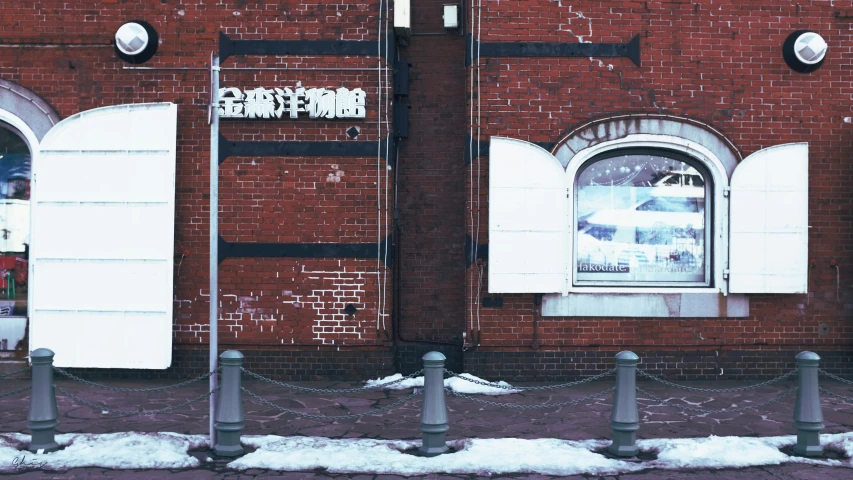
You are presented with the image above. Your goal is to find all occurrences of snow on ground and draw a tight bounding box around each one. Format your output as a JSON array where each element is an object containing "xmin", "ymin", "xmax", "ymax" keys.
[
  {"xmin": 0, "ymin": 432, "xmax": 209, "ymax": 471},
  {"xmin": 1, "ymin": 432, "xmax": 851, "ymax": 474},
  {"xmin": 364, "ymin": 372, "xmax": 519, "ymax": 395}
]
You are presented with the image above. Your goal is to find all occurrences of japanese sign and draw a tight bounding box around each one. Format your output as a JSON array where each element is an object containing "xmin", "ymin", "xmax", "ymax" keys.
[{"xmin": 217, "ymin": 86, "xmax": 366, "ymax": 119}]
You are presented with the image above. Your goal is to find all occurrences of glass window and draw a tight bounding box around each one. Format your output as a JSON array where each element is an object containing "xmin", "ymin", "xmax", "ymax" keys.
[
  {"xmin": 0, "ymin": 122, "xmax": 30, "ymax": 327},
  {"xmin": 575, "ymin": 149, "xmax": 710, "ymax": 286}
]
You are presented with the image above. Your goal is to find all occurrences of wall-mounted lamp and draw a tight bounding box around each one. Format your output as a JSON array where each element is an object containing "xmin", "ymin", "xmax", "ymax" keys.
[
  {"xmin": 115, "ymin": 20, "xmax": 159, "ymax": 64},
  {"xmin": 783, "ymin": 30, "xmax": 827, "ymax": 73}
]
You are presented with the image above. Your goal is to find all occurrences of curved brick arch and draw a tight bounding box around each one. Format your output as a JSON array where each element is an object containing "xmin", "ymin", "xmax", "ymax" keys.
[
  {"xmin": 0, "ymin": 79, "xmax": 59, "ymax": 143},
  {"xmin": 552, "ymin": 115, "xmax": 741, "ymax": 178}
]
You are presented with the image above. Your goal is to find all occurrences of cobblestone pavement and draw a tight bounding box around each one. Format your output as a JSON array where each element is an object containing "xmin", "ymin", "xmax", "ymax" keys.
[{"xmin": 1, "ymin": 367, "xmax": 852, "ymax": 479}]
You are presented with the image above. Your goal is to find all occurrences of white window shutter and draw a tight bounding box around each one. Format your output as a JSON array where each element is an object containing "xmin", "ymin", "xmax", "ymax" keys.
[
  {"xmin": 489, "ymin": 137, "xmax": 567, "ymax": 293},
  {"xmin": 729, "ymin": 143, "xmax": 808, "ymax": 293},
  {"xmin": 31, "ymin": 103, "xmax": 178, "ymax": 368}
]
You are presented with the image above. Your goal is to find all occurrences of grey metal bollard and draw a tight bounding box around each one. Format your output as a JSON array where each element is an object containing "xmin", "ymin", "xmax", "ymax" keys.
[
  {"xmin": 609, "ymin": 351, "xmax": 639, "ymax": 457},
  {"xmin": 27, "ymin": 348, "xmax": 59, "ymax": 453},
  {"xmin": 793, "ymin": 351, "xmax": 823, "ymax": 457},
  {"xmin": 214, "ymin": 350, "xmax": 244, "ymax": 457},
  {"xmin": 419, "ymin": 351, "xmax": 449, "ymax": 457}
]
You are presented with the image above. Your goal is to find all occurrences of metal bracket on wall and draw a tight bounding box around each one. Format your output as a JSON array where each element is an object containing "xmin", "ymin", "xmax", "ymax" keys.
[
  {"xmin": 465, "ymin": 234, "xmax": 488, "ymax": 267},
  {"xmin": 218, "ymin": 234, "xmax": 394, "ymax": 266},
  {"xmin": 464, "ymin": 134, "xmax": 554, "ymax": 165},
  {"xmin": 465, "ymin": 34, "xmax": 641, "ymax": 67},
  {"xmin": 218, "ymin": 134, "xmax": 394, "ymax": 166},
  {"xmin": 219, "ymin": 32, "xmax": 395, "ymax": 63}
]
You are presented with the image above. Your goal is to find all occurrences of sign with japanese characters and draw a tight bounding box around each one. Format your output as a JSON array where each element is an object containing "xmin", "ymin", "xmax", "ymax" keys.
[{"xmin": 217, "ymin": 86, "xmax": 366, "ymax": 120}]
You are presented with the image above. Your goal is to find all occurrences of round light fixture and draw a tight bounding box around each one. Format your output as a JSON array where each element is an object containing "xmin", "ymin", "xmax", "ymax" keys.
[
  {"xmin": 115, "ymin": 23, "xmax": 149, "ymax": 55},
  {"xmin": 114, "ymin": 21, "xmax": 158, "ymax": 64},
  {"xmin": 783, "ymin": 30, "xmax": 827, "ymax": 73}
]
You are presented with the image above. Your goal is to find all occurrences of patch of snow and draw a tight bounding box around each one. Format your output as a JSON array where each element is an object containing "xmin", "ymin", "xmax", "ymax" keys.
[
  {"xmin": 0, "ymin": 432, "xmax": 208, "ymax": 472},
  {"xmin": 364, "ymin": 373, "xmax": 519, "ymax": 395},
  {"xmin": 1, "ymin": 432, "xmax": 852, "ymax": 474}
]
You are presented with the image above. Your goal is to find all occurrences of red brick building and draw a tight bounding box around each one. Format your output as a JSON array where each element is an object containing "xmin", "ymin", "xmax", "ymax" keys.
[{"xmin": 0, "ymin": 1, "xmax": 850, "ymax": 380}]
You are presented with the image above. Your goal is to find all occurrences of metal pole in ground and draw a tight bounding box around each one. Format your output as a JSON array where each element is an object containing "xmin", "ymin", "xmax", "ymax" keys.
[
  {"xmin": 419, "ymin": 351, "xmax": 449, "ymax": 456},
  {"xmin": 794, "ymin": 351, "xmax": 823, "ymax": 456},
  {"xmin": 609, "ymin": 351, "xmax": 639, "ymax": 457},
  {"xmin": 214, "ymin": 350, "xmax": 244, "ymax": 457},
  {"xmin": 209, "ymin": 52, "xmax": 221, "ymax": 449},
  {"xmin": 27, "ymin": 348, "xmax": 59, "ymax": 453}
]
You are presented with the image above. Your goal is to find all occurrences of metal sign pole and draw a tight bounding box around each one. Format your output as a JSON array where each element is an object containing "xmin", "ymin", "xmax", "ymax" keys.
[{"xmin": 209, "ymin": 52, "xmax": 220, "ymax": 449}]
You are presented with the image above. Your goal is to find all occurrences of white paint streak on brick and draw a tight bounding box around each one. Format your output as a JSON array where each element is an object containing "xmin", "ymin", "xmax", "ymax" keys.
[{"xmin": 298, "ymin": 265, "xmax": 387, "ymax": 344}]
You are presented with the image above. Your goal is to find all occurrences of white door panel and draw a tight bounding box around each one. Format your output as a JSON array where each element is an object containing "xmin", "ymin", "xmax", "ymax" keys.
[
  {"xmin": 729, "ymin": 143, "xmax": 808, "ymax": 294},
  {"xmin": 489, "ymin": 137, "xmax": 567, "ymax": 293},
  {"xmin": 31, "ymin": 103, "xmax": 177, "ymax": 368}
]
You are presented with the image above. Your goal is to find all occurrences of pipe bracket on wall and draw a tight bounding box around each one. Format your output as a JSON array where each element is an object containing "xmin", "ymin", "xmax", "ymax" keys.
[{"xmin": 465, "ymin": 234, "xmax": 488, "ymax": 267}]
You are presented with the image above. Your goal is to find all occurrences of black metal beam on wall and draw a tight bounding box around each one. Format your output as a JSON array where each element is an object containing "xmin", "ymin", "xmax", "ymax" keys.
[
  {"xmin": 219, "ymin": 32, "xmax": 395, "ymax": 63},
  {"xmin": 464, "ymin": 134, "xmax": 555, "ymax": 165},
  {"xmin": 218, "ymin": 134, "xmax": 394, "ymax": 166},
  {"xmin": 465, "ymin": 34, "xmax": 641, "ymax": 67},
  {"xmin": 218, "ymin": 235, "xmax": 394, "ymax": 266}
]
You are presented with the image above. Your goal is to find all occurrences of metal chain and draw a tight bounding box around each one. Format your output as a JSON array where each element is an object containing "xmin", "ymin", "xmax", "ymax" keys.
[
  {"xmin": 0, "ymin": 367, "xmax": 29, "ymax": 379},
  {"xmin": 819, "ymin": 369, "xmax": 853, "ymax": 386},
  {"xmin": 637, "ymin": 369, "xmax": 797, "ymax": 393},
  {"xmin": 0, "ymin": 385, "xmax": 30, "ymax": 398},
  {"xmin": 819, "ymin": 387, "xmax": 853, "ymax": 404},
  {"xmin": 449, "ymin": 386, "xmax": 615, "ymax": 409},
  {"xmin": 54, "ymin": 368, "xmax": 215, "ymax": 392},
  {"xmin": 241, "ymin": 386, "xmax": 419, "ymax": 419},
  {"xmin": 637, "ymin": 386, "xmax": 796, "ymax": 415},
  {"xmin": 241, "ymin": 368, "xmax": 425, "ymax": 393},
  {"xmin": 443, "ymin": 368, "xmax": 617, "ymax": 391},
  {"xmin": 56, "ymin": 386, "xmax": 217, "ymax": 417}
]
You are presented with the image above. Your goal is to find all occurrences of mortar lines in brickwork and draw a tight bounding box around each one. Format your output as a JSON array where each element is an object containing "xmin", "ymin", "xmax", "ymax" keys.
[{"xmin": 298, "ymin": 265, "xmax": 386, "ymax": 344}]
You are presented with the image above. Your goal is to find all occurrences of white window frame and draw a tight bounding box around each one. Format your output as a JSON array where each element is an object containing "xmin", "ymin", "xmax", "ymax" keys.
[
  {"xmin": 573, "ymin": 147, "xmax": 713, "ymax": 288},
  {"xmin": 564, "ymin": 134, "xmax": 730, "ymax": 295}
]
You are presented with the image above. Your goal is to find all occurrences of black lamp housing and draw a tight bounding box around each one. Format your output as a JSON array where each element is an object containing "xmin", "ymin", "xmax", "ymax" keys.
[
  {"xmin": 115, "ymin": 20, "xmax": 159, "ymax": 64},
  {"xmin": 783, "ymin": 30, "xmax": 827, "ymax": 73}
]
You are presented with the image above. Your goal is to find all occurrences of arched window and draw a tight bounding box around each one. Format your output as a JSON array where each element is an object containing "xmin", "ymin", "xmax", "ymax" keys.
[
  {"xmin": 488, "ymin": 115, "xmax": 809, "ymax": 317},
  {"xmin": 0, "ymin": 122, "xmax": 31, "ymax": 328},
  {"xmin": 574, "ymin": 149, "xmax": 711, "ymax": 286}
]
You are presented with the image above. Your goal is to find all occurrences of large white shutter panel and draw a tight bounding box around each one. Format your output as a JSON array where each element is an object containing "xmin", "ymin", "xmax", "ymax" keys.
[
  {"xmin": 488, "ymin": 137, "xmax": 566, "ymax": 293},
  {"xmin": 729, "ymin": 143, "xmax": 808, "ymax": 293},
  {"xmin": 31, "ymin": 103, "xmax": 178, "ymax": 368}
]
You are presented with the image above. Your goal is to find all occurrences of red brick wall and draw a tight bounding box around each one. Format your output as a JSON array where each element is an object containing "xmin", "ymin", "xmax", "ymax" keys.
[
  {"xmin": 0, "ymin": 1, "xmax": 395, "ymax": 359},
  {"xmin": 4, "ymin": 1, "xmax": 852, "ymax": 378},
  {"xmin": 465, "ymin": 1, "xmax": 853, "ymax": 359}
]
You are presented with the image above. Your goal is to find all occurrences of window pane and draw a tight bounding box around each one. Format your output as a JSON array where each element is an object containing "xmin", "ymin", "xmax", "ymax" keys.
[
  {"xmin": 0, "ymin": 123, "xmax": 30, "ymax": 333},
  {"xmin": 576, "ymin": 152, "xmax": 706, "ymax": 284}
]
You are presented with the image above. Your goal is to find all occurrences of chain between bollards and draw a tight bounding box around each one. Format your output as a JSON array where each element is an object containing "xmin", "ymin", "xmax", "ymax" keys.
[
  {"xmin": 214, "ymin": 350, "xmax": 245, "ymax": 457},
  {"xmin": 793, "ymin": 351, "xmax": 823, "ymax": 457},
  {"xmin": 27, "ymin": 348, "xmax": 59, "ymax": 453},
  {"xmin": 420, "ymin": 351, "xmax": 449, "ymax": 457}
]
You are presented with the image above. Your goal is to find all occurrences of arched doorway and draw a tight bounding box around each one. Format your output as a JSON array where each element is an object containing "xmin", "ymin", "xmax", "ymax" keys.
[
  {"xmin": 0, "ymin": 79, "xmax": 59, "ymax": 358},
  {"xmin": 0, "ymin": 122, "xmax": 30, "ymax": 353}
]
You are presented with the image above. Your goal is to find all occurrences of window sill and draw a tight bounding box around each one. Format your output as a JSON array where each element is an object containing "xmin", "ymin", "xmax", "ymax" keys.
[{"xmin": 541, "ymin": 290, "xmax": 749, "ymax": 318}]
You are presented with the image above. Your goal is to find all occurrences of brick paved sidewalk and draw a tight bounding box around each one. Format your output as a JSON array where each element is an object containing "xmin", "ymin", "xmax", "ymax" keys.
[{"xmin": 1, "ymin": 366, "xmax": 852, "ymax": 479}]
